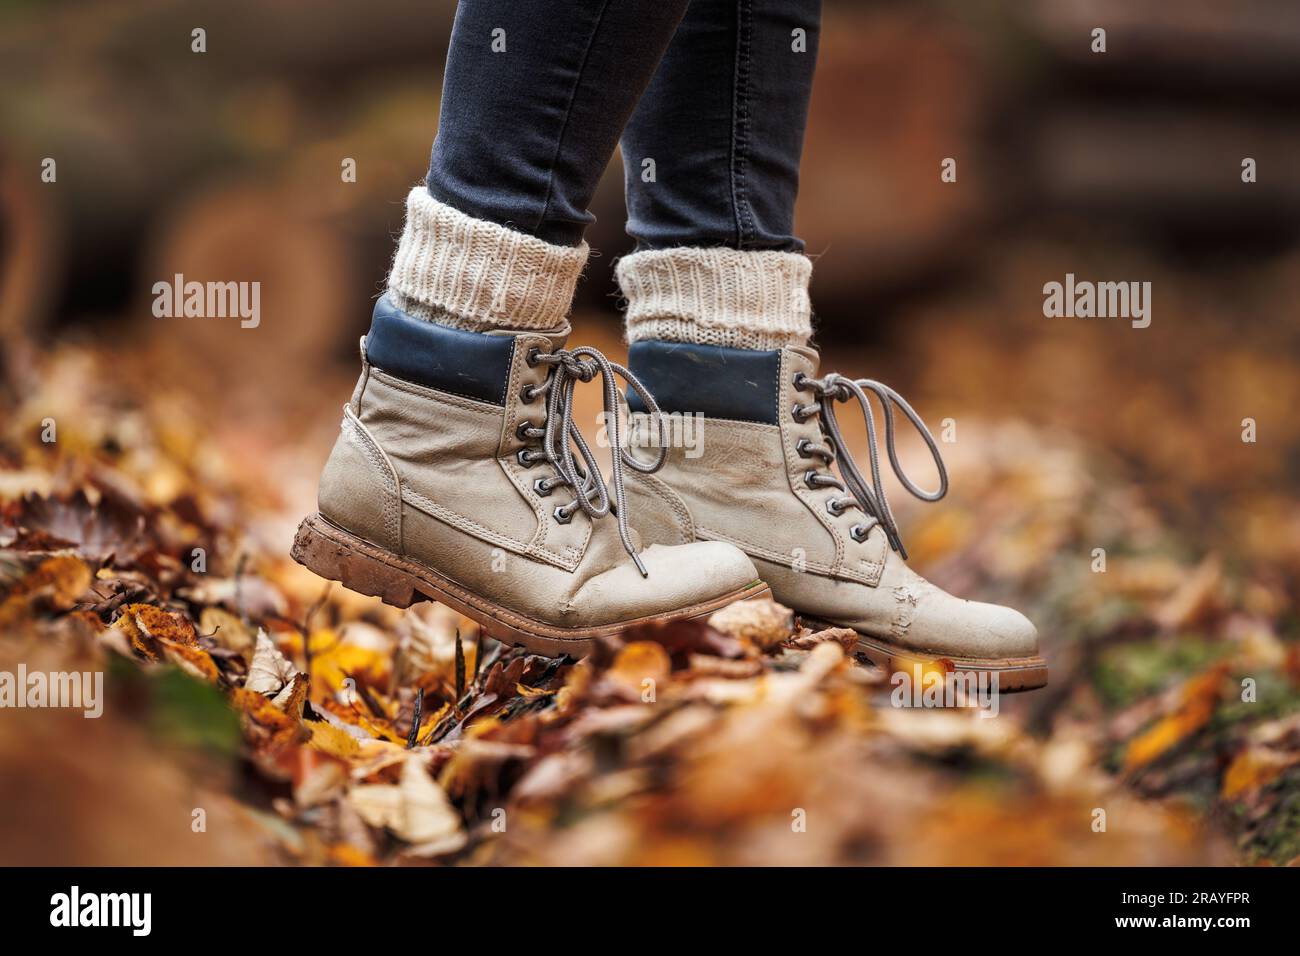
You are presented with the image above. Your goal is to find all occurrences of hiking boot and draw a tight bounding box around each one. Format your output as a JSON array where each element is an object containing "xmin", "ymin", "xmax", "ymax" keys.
[
  {"xmin": 292, "ymin": 297, "xmax": 768, "ymax": 658},
  {"xmin": 622, "ymin": 340, "xmax": 1047, "ymax": 691}
]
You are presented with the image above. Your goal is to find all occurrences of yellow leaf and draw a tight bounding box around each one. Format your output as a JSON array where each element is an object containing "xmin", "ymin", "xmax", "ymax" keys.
[
  {"xmin": 309, "ymin": 720, "xmax": 363, "ymax": 759},
  {"xmin": 1221, "ymin": 747, "xmax": 1295, "ymax": 800},
  {"xmin": 1124, "ymin": 663, "xmax": 1227, "ymax": 771},
  {"xmin": 608, "ymin": 641, "xmax": 671, "ymax": 689}
]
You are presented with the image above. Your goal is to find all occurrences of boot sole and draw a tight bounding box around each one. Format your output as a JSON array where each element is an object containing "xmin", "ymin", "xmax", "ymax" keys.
[
  {"xmin": 800, "ymin": 616, "xmax": 1048, "ymax": 693},
  {"xmin": 851, "ymin": 631, "xmax": 1047, "ymax": 693},
  {"xmin": 291, "ymin": 513, "xmax": 772, "ymax": 659}
]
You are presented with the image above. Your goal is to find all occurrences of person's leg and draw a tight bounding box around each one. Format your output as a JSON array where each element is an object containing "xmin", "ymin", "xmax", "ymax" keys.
[
  {"xmin": 616, "ymin": 0, "xmax": 820, "ymax": 350},
  {"xmin": 617, "ymin": 0, "xmax": 1046, "ymax": 689},
  {"xmin": 389, "ymin": 0, "xmax": 691, "ymax": 333},
  {"xmin": 295, "ymin": 0, "xmax": 770, "ymax": 659}
]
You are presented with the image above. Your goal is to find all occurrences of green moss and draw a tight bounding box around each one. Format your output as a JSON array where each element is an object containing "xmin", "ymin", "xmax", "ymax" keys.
[
  {"xmin": 1238, "ymin": 767, "xmax": 1300, "ymax": 865},
  {"xmin": 1214, "ymin": 674, "xmax": 1300, "ymax": 729},
  {"xmin": 1091, "ymin": 636, "xmax": 1231, "ymax": 710}
]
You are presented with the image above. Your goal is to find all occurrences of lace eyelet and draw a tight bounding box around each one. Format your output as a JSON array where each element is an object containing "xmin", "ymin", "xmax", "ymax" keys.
[
  {"xmin": 519, "ymin": 385, "xmax": 536, "ymax": 404},
  {"xmin": 526, "ymin": 347, "xmax": 542, "ymax": 367},
  {"xmin": 796, "ymin": 438, "xmax": 812, "ymax": 458},
  {"xmin": 553, "ymin": 504, "xmax": 573, "ymax": 524},
  {"xmin": 517, "ymin": 449, "xmax": 539, "ymax": 468},
  {"xmin": 533, "ymin": 477, "xmax": 553, "ymax": 497},
  {"xmin": 850, "ymin": 524, "xmax": 869, "ymax": 542},
  {"xmin": 792, "ymin": 372, "xmax": 809, "ymax": 392},
  {"xmin": 826, "ymin": 499, "xmax": 846, "ymax": 517},
  {"xmin": 792, "ymin": 403, "xmax": 812, "ymax": 424},
  {"xmin": 803, "ymin": 469, "xmax": 820, "ymax": 489},
  {"xmin": 516, "ymin": 420, "xmax": 533, "ymax": 441}
]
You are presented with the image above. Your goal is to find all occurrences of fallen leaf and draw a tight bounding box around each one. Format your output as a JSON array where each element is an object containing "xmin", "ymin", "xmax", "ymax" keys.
[
  {"xmin": 1221, "ymin": 747, "xmax": 1296, "ymax": 801},
  {"xmin": 0, "ymin": 554, "xmax": 92, "ymax": 626},
  {"xmin": 199, "ymin": 607, "xmax": 255, "ymax": 658},
  {"xmin": 606, "ymin": 641, "xmax": 671, "ymax": 692},
  {"xmin": 246, "ymin": 629, "xmax": 298, "ymax": 695},
  {"xmin": 271, "ymin": 672, "xmax": 310, "ymax": 718},
  {"xmin": 785, "ymin": 626, "xmax": 859, "ymax": 652},
  {"xmin": 1124, "ymin": 663, "xmax": 1229, "ymax": 772},
  {"xmin": 709, "ymin": 598, "xmax": 795, "ymax": 651},
  {"xmin": 1152, "ymin": 554, "xmax": 1222, "ymax": 631},
  {"xmin": 348, "ymin": 758, "xmax": 465, "ymax": 848}
]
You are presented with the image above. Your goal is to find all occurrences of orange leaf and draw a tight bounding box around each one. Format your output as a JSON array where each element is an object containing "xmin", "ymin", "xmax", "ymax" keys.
[
  {"xmin": 0, "ymin": 555, "xmax": 92, "ymax": 626},
  {"xmin": 1221, "ymin": 747, "xmax": 1295, "ymax": 800},
  {"xmin": 1123, "ymin": 663, "xmax": 1228, "ymax": 771}
]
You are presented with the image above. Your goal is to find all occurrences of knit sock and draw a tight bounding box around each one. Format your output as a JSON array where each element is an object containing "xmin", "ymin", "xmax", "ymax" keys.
[
  {"xmin": 616, "ymin": 247, "xmax": 813, "ymax": 351},
  {"xmin": 387, "ymin": 186, "xmax": 590, "ymax": 333}
]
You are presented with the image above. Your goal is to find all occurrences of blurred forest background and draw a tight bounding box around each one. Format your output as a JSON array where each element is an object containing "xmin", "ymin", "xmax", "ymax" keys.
[{"xmin": 1, "ymin": 0, "xmax": 1299, "ymax": 866}]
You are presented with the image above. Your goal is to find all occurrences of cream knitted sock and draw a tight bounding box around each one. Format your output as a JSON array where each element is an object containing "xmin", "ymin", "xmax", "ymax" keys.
[
  {"xmin": 617, "ymin": 247, "xmax": 813, "ymax": 351},
  {"xmin": 387, "ymin": 186, "xmax": 589, "ymax": 332}
]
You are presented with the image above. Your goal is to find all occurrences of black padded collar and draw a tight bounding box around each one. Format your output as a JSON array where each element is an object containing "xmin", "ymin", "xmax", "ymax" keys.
[
  {"xmin": 626, "ymin": 340, "xmax": 781, "ymax": 425},
  {"xmin": 364, "ymin": 294, "xmax": 516, "ymax": 405}
]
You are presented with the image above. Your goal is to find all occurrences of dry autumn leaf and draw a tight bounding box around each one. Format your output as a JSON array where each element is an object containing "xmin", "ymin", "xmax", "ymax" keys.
[
  {"xmin": 708, "ymin": 597, "xmax": 795, "ymax": 651},
  {"xmin": 348, "ymin": 758, "xmax": 466, "ymax": 850},
  {"xmin": 112, "ymin": 602, "xmax": 198, "ymax": 660},
  {"xmin": 1221, "ymin": 747, "xmax": 1296, "ymax": 801},
  {"xmin": 246, "ymin": 629, "xmax": 298, "ymax": 695},
  {"xmin": 0, "ymin": 554, "xmax": 92, "ymax": 626},
  {"xmin": 1124, "ymin": 663, "xmax": 1230, "ymax": 772}
]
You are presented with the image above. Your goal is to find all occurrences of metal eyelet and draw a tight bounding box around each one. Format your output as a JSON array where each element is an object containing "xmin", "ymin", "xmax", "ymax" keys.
[
  {"xmin": 519, "ymin": 385, "xmax": 536, "ymax": 404},
  {"xmin": 533, "ymin": 477, "xmax": 553, "ymax": 497},
  {"xmin": 796, "ymin": 438, "xmax": 812, "ymax": 458},
  {"xmin": 526, "ymin": 347, "xmax": 542, "ymax": 367},
  {"xmin": 804, "ymin": 469, "xmax": 820, "ymax": 489},
  {"xmin": 517, "ymin": 449, "xmax": 539, "ymax": 468},
  {"xmin": 792, "ymin": 372, "xmax": 809, "ymax": 391},
  {"xmin": 850, "ymin": 524, "xmax": 869, "ymax": 542},
  {"xmin": 826, "ymin": 499, "xmax": 846, "ymax": 517},
  {"xmin": 553, "ymin": 504, "xmax": 573, "ymax": 524},
  {"xmin": 516, "ymin": 420, "xmax": 534, "ymax": 441},
  {"xmin": 792, "ymin": 403, "xmax": 811, "ymax": 423}
]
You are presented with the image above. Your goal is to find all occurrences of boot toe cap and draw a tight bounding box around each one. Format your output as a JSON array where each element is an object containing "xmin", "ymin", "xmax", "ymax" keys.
[
  {"xmin": 572, "ymin": 541, "xmax": 760, "ymax": 624},
  {"xmin": 961, "ymin": 601, "xmax": 1039, "ymax": 659}
]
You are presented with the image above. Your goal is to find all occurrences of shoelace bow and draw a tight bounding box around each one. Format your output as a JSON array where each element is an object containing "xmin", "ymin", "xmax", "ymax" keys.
[
  {"xmin": 792, "ymin": 372, "xmax": 948, "ymax": 560},
  {"xmin": 518, "ymin": 346, "xmax": 668, "ymax": 578}
]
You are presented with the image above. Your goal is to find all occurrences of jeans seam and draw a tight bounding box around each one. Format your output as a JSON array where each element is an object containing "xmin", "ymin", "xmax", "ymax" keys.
[
  {"xmin": 729, "ymin": 0, "xmax": 756, "ymax": 249},
  {"xmin": 537, "ymin": 0, "xmax": 613, "ymax": 241}
]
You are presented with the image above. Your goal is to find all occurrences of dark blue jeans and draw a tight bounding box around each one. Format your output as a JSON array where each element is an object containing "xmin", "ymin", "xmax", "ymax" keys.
[{"xmin": 425, "ymin": 0, "xmax": 821, "ymax": 252}]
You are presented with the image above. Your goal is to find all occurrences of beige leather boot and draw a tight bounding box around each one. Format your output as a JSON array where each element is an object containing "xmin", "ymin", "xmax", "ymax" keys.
[
  {"xmin": 624, "ymin": 340, "xmax": 1047, "ymax": 691},
  {"xmin": 292, "ymin": 297, "xmax": 767, "ymax": 658}
]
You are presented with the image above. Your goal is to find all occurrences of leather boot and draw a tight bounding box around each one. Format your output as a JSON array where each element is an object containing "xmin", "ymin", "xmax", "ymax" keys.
[
  {"xmin": 623, "ymin": 339, "xmax": 1047, "ymax": 691},
  {"xmin": 292, "ymin": 297, "xmax": 768, "ymax": 658}
]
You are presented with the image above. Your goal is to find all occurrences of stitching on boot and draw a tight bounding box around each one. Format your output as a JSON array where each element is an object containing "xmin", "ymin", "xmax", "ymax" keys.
[
  {"xmin": 341, "ymin": 409, "xmax": 402, "ymax": 550},
  {"xmin": 695, "ymin": 526, "xmax": 844, "ymax": 578},
  {"xmin": 400, "ymin": 485, "xmax": 567, "ymax": 565},
  {"xmin": 370, "ymin": 362, "xmax": 583, "ymax": 569},
  {"xmin": 625, "ymin": 469, "xmax": 694, "ymax": 544},
  {"xmin": 777, "ymin": 350, "xmax": 849, "ymax": 575},
  {"xmin": 498, "ymin": 333, "xmax": 588, "ymax": 569},
  {"xmin": 370, "ymin": 367, "xmax": 503, "ymax": 413}
]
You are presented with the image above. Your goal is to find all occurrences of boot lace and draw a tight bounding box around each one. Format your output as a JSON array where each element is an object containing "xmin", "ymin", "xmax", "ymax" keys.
[
  {"xmin": 516, "ymin": 346, "xmax": 668, "ymax": 578},
  {"xmin": 791, "ymin": 372, "xmax": 948, "ymax": 560}
]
